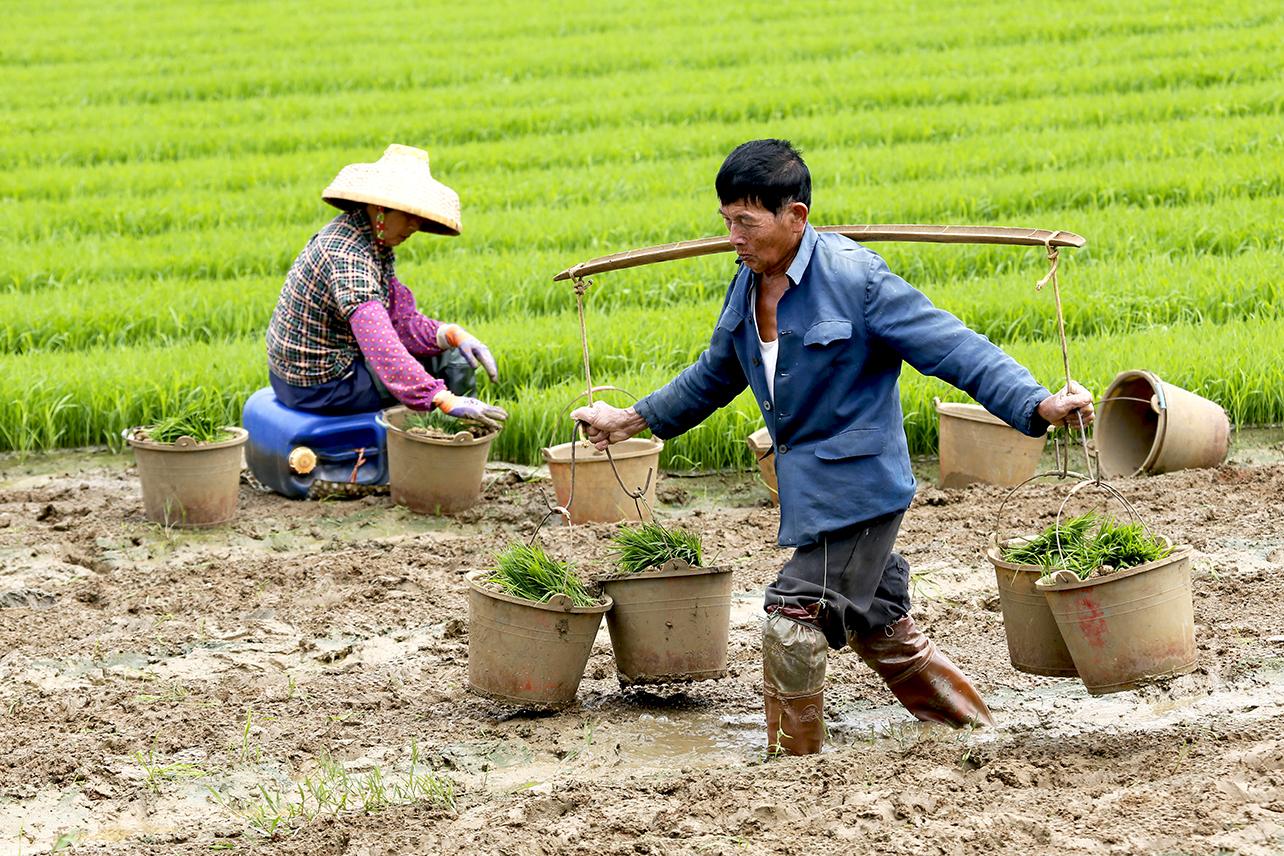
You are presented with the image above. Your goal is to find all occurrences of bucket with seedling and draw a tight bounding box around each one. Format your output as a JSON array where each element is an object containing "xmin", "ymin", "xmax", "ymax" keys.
[
  {"xmin": 125, "ymin": 391, "xmax": 247, "ymax": 527},
  {"xmin": 597, "ymin": 522, "xmax": 733, "ymax": 686},
  {"xmin": 1031, "ymin": 498, "xmax": 1195, "ymax": 694},
  {"xmin": 466, "ymin": 543, "xmax": 611, "ymax": 709},
  {"xmin": 987, "ymin": 242, "xmax": 1195, "ymax": 691},
  {"xmin": 380, "ymin": 405, "xmax": 499, "ymax": 515}
]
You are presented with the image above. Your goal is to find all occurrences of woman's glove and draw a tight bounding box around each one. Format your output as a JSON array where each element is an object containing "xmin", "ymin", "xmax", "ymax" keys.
[
  {"xmin": 432, "ymin": 390, "xmax": 509, "ymax": 430},
  {"xmin": 437, "ymin": 324, "xmax": 498, "ymax": 382}
]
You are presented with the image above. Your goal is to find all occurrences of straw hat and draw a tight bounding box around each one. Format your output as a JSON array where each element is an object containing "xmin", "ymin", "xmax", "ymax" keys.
[{"xmin": 322, "ymin": 144, "xmax": 462, "ymax": 236}]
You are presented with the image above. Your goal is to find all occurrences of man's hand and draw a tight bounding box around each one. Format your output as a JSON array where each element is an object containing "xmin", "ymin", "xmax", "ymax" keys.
[
  {"xmin": 437, "ymin": 323, "xmax": 499, "ymax": 383},
  {"xmin": 569, "ymin": 402, "xmax": 649, "ymax": 450},
  {"xmin": 433, "ymin": 391, "xmax": 509, "ymax": 430},
  {"xmin": 1037, "ymin": 380, "xmax": 1095, "ymax": 429}
]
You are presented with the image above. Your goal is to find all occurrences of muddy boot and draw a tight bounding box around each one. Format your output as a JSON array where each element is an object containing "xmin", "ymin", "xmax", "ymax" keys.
[
  {"xmin": 762, "ymin": 611, "xmax": 828, "ymax": 755},
  {"xmin": 850, "ymin": 615, "xmax": 994, "ymax": 728}
]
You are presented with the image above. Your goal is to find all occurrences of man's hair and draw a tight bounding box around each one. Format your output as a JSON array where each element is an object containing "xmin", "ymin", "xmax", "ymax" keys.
[{"xmin": 715, "ymin": 139, "xmax": 811, "ymax": 214}]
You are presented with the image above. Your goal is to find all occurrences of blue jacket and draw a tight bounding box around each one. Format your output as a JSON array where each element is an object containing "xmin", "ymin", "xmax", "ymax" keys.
[{"xmin": 635, "ymin": 225, "xmax": 1051, "ymax": 547}]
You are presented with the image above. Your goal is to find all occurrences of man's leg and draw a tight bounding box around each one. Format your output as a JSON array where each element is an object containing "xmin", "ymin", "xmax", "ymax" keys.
[
  {"xmin": 762, "ymin": 611, "xmax": 827, "ymax": 756},
  {"xmin": 847, "ymin": 553, "xmax": 994, "ymax": 728},
  {"xmin": 761, "ymin": 513, "xmax": 903, "ymax": 755}
]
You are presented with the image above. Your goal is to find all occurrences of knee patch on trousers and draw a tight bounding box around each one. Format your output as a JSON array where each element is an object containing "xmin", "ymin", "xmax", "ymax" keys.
[{"xmin": 762, "ymin": 613, "xmax": 828, "ymax": 696}]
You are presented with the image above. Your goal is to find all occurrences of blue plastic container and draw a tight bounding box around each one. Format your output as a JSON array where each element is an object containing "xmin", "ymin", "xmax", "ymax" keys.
[{"xmin": 241, "ymin": 387, "xmax": 388, "ymax": 499}]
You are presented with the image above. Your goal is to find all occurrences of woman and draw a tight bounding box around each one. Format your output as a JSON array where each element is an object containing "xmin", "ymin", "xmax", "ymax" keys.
[{"xmin": 266, "ymin": 144, "xmax": 508, "ymax": 429}]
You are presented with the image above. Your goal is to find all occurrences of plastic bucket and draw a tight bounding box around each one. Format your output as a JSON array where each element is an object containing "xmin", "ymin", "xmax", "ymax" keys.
[
  {"xmin": 935, "ymin": 400, "xmax": 1046, "ymax": 488},
  {"xmin": 1036, "ymin": 546, "xmax": 1197, "ymax": 694},
  {"xmin": 542, "ymin": 436, "xmax": 662, "ymax": 524},
  {"xmin": 599, "ymin": 563, "xmax": 733, "ymax": 685},
  {"xmin": 746, "ymin": 427, "xmax": 779, "ymax": 506},
  {"xmin": 126, "ymin": 428, "xmax": 248, "ymax": 527},
  {"xmin": 465, "ymin": 572, "xmax": 611, "ymax": 709},
  {"xmin": 985, "ymin": 541, "xmax": 1077, "ymax": 677},
  {"xmin": 383, "ymin": 406, "xmax": 496, "ymax": 515},
  {"xmin": 1096, "ymin": 370, "xmax": 1230, "ymax": 478}
]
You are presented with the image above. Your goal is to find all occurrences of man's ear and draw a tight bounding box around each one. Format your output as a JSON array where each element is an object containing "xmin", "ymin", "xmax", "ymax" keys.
[{"xmin": 788, "ymin": 200, "xmax": 809, "ymax": 228}]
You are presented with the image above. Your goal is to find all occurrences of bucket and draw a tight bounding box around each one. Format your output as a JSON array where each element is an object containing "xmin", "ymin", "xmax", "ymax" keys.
[
  {"xmin": 465, "ymin": 572, "xmax": 612, "ymax": 709},
  {"xmin": 126, "ymin": 428, "xmax": 248, "ymax": 527},
  {"xmin": 599, "ymin": 562, "xmax": 733, "ymax": 685},
  {"xmin": 542, "ymin": 437, "xmax": 662, "ymax": 524},
  {"xmin": 383, "ymin": 406, "xmax": 497, "ymax": 515},
  {"xmin": 936, "ymin": 399, "xmax": 1046, "ymax": 488},
  {"xmin": 1035, "ymin": 546, "xmax": 1196, "ymax": 694},
  {"xmin": 984, "ymin": 541, "xmax": 1077, "ymax": 677},
  {"xmin": 746, "ymin": 427, "xmax": 779, "ymax": 506},
  {"xmin": 1095, "ymin": 370, "xmax": 1230, "ymax": 477}
]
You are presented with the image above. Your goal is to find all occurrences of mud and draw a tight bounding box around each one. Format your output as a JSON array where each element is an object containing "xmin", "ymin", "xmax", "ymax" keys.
[{"xmin": 1, "ymin": 431, "xmax": 1282, "ymax": 855}]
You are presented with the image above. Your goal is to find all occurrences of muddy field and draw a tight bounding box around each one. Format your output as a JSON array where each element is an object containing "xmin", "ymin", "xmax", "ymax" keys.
[{"xmin": 2, "ymin": 434, "xmax": 1283, "ymax": 856}]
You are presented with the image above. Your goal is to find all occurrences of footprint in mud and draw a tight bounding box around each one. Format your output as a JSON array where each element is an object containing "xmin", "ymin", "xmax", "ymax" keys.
[{"xmin": 0, "ymin": 588, "xmax": 58, "ymax": 609}]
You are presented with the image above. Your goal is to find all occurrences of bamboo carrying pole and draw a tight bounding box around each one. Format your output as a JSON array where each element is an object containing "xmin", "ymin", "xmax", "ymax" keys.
[{"xmin": 552, "ymin": 224, "xmax": 1086, "ymax": 281}]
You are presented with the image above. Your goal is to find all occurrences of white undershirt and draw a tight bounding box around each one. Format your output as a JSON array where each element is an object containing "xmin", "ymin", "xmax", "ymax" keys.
[{"xmin": 750, "ymin": 286, "xmax": 778, "ymax": 403}]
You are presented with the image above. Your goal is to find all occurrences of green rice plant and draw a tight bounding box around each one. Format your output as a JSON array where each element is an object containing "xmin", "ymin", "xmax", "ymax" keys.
[
  {"xmin": 401, "ymin": 409, "xmax": 493, "ymax": 438},
  {"xmin": 609, "ymin": 522, "xmax": 705, "ymax": 574},
  {"xmin": 484, "ymin": 543, "xmax": 599, "ymax": 607},
  {"xmin": 134, "ymin": 388, "xmax": 235, "ymax": 444},
  {"xmin": 1003, "ymin": 512, "xmax": 1173, "ymax": 579}
]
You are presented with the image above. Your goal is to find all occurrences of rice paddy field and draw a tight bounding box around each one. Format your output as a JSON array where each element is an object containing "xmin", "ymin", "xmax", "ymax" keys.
[
  {"xmin": 2, "ymin": 0, "xmax": 1281, "ymax": 465},
  {"xmin": 5, "ymin": 3, "xmax": 1284, "ymax": 856}
]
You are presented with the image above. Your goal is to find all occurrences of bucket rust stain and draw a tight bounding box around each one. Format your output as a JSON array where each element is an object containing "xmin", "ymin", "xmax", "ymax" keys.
[{"xmin": 1076, "ymin": 595, "xmax": 1109, "ymax": 648}]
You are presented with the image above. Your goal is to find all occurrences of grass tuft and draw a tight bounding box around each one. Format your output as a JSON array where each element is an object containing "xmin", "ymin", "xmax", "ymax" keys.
[
  {"xmin": 484, "ymin": 543, "xmax": 599, "ymax": 606},
  {"xmin": 609, "ymin": 522, "xmax": 704, "ymax": 574},
  {"xmin": 1003, "ymin": 512, "xmax": 1173, "ymax": 579}
]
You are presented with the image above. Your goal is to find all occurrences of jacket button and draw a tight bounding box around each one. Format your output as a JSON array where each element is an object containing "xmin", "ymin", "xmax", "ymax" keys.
[
  {"xmin": 778, "ymin": 443, "xmax": 789, "ymax": 454},
  {"xmin": 752, "ymin": 356, "xmax": 761, "ymax": 366},
  {"xmin": 780, "ymin": 329, "xmax": 792, "ymax": 336},
  {"xmin": 763, "ymin": 400, "xmax": 772, "ymax": 411}
]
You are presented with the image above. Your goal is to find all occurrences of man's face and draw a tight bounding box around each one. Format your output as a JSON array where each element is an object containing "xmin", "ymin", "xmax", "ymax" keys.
[{"xmin": 718, "ymin": 199, "xmax": 807, "ymax": 276}]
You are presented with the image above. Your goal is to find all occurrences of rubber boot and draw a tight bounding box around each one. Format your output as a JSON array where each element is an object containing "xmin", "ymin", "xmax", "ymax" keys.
[
  {"xmin": 762, "ymin": 612, "xmax": 827, "ymax": 755},
  {"xmin": 850, "ymin": 615, "xmax": 995, "ymax": 728}
]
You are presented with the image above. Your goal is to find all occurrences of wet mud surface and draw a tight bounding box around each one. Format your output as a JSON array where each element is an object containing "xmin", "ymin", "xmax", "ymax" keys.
[{"xmin": 2, "ymin": 433, "xmax": 1283, "ymax": 855}]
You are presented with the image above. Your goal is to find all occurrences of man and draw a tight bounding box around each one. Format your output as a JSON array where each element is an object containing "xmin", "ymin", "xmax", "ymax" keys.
[{"xmin": 572, "ymin": 139, "xmax": 1094, "ymax": 755}]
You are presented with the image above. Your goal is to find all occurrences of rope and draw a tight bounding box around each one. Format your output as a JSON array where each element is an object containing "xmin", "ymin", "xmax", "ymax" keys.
[{"xmin": 1036, "ymin": 236, "xmax": 1096, "ymax": 482}]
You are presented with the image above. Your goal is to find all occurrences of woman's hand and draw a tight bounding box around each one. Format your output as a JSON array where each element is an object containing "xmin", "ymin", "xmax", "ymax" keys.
[
  {"xmin": 433, "ymin": 391, "xmax": 509, "ymax": 430},
  {"xmin": 437, "ymin": 323, "xmax": 498, "ymax": 382}
]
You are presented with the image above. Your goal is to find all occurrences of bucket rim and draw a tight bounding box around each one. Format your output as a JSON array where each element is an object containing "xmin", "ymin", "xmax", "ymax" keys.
[
  {"xmin": 541, "ymin": 435, "xmax": 663, "ymax": 463},
  {"xmin": 465, "ymin": 570, "xmax": 612, "ymax": 613},
  {"xmin": 934, "ymin": 399, "xmax": 1011, "ymax": 427},
  {"xmin": 381, "ymin": 405, "xmax": 500, "ymax": 447},
  {"xmin": 1098, "ymin": 369, "xmax": 1168, "ymax": 477},
  {"xmin": 124, "ymin": 426, "xmax": 248, "ymax": 452},
  {"xmin": 597, "ymin": 564, "xmax": 731, "ymax": 584},
  {"xmin": 1034, "ymin": 543, "xmax": 1192, "ymax": 592}
]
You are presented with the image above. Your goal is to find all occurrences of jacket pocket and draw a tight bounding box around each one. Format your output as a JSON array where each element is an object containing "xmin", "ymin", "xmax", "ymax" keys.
[
  {"xmin": 815, "ymin": 427, "xmax": 885, "ymax": 460},
  {"xmin": 803, "ymin": 319, "xmax": 852, "ymax": 347},
  {"xmin": 716, "ymin": 308, "xmax": 745, "ymax": 333}
]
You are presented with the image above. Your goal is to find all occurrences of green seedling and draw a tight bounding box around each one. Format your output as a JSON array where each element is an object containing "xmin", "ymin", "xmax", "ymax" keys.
[
  {"xmin": 402, "ymin": 409, "xmax": 492, "ymax": 437},
  {"xmin": 484, "ymin": 543, "xmax": 599, "ymax": 607},
  {"xmin": 1003, "ymin": 511, "xmax": 1172, "ymax": 580},
  {"xmin": 609, "ymin": 522, "xmax": 704, "ymax": 574}
]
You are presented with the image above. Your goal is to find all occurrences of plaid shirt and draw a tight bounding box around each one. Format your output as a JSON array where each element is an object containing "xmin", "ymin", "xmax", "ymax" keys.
[{"xmin": 266, "ymin": 209, "xmax": 397, "ymax": 386}]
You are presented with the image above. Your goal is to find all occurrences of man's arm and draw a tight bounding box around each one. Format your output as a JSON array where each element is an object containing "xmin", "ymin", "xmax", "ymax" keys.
[{"xmin": 863, "ymin": 255, "xmax": 1092, "ymax": 433}]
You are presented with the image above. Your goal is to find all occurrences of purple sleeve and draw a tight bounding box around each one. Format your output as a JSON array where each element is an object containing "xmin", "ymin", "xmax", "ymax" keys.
[
  {"xmin": 350, "ymin": 300, "xmax": 445, "ymax": 410},
  {"xmin": 387, "ymin": 275, "xmax": 445, "ymax": 357}
]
